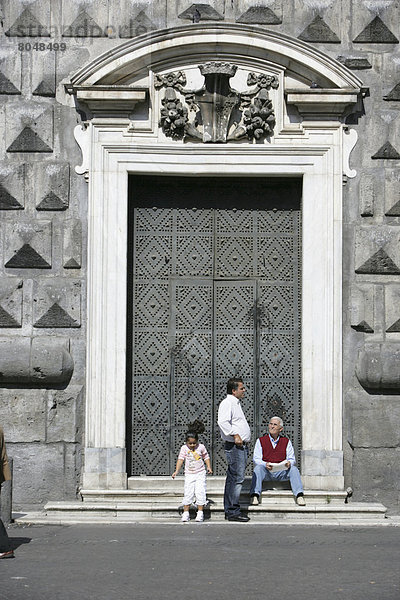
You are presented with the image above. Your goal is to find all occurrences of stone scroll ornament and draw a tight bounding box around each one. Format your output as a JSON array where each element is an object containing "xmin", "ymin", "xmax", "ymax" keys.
[{"xmin": 154, "ymin": 63, "xmax": 279, "ymax": 143}]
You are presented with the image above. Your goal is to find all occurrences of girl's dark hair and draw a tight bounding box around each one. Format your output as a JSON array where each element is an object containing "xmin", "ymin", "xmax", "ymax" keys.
[{"xmin": 185, "ymin": 419, "xmax": 205, "ymax": 441}]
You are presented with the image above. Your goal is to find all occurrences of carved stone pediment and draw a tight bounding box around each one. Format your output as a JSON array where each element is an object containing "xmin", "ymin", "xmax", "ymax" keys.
[{"xmin": 154, "ymin": 62, "xmax": 279, "ymax": 143}]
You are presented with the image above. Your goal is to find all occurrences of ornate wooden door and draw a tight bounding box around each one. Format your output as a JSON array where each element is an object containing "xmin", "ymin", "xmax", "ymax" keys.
[{"xmin": 129, "ymin": 176, "xmax": 301, "ymax": 475}]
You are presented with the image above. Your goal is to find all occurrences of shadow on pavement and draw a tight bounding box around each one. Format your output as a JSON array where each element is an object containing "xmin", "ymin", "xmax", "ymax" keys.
[{"xmin": 9, "ymin": 536, "xmax": 31, "ymax": 551}]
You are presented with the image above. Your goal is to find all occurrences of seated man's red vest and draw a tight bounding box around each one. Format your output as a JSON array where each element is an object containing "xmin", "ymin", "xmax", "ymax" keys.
[{"xmin": 259, "ymin": 435, "xmax": 288, "ymax": 463}]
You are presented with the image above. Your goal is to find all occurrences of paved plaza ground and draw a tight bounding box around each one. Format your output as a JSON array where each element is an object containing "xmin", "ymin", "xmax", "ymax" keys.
[{"xmin": 1, "ymin": 522, "xmax": 399, "ymax": 600}]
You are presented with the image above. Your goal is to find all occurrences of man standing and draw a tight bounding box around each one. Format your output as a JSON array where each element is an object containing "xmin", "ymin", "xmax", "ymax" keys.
[
  {"xmin": 250, "ymin": 416, "xmax": 305, "ymax": 506},
  {"xmin": 0, "ymin": 426, "xmax": 14, "ymax": 559},
  {"xmin": 217, "ymin": 377, "xmax": 251, "ymax": 522}
]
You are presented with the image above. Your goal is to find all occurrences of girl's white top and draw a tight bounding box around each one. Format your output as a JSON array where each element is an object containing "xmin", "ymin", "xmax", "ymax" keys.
[{"xmin": 178, "ymin": 443, "xmax": 210, "ymax": 475}]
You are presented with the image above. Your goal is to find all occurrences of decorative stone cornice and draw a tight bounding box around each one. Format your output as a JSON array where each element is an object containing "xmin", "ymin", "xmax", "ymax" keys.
[
  {"xmin": 65, "ymin": 84, "xmax": 148, "ymax": 116},
  {"xmin": 68, "ymin": 24, "xmax": 365, "ymax": 90},
  {"xmin": 285, "ymin": 88, "xmax": 362, "ymax": 117}
]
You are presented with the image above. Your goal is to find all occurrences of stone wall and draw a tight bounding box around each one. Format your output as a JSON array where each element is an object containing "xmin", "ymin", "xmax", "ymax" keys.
[{"xmin": 0, "ymin": 0, "xmax": 399, "ymax": 512}]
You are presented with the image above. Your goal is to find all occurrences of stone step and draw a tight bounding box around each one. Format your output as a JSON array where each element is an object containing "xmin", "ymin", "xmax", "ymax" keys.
[
  {"xmin": 80, "ymin": 488, "xmax": 348, "ymax": 506},
  {"xmin": 29, "ymin": 499, "xmax": 388, "ymax": 525},
  {"xmin": 128, "ymin": 475, "xmax": 272, "ymax": 491},
  {"xmin": 14, "ymin": 477, "xmax": 387, "ymax": 526},
  {"xmin": 79, "ymin": 476, "xmax": 349, "ymax": 506}
]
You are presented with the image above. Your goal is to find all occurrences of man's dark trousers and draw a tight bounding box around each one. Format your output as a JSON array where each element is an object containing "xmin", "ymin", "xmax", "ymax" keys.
[{"xmin": 224, "ymin": 441, "xmax": 248, "ymax": 517}]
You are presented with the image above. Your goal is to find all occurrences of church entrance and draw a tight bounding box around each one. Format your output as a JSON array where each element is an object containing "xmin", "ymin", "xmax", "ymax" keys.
[{"xmin": 128, "ymin": 175, "xmax": 302, "ymax": 475}]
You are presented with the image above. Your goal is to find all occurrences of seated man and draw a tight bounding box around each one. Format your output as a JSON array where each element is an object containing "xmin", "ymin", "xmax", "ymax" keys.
[{"xmin": 250, "ymin": 416, "xmax": 306, "ymax": 506}]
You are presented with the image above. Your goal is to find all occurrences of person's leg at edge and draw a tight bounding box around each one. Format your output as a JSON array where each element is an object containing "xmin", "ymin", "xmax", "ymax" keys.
[
  {"xmin": 224, "ymin": 442, "xmax": 248, "ymax": 517},
  {"xmin": 0, "ymin": 518, "xmax": 13, "ymax": 558},
  {"xmin": 250, "ymin": 463, "xmax": 268, "ymax": 498},
  {"xmin": 288, "ymin": 465, "xmax": 304, "ymax": 498}
]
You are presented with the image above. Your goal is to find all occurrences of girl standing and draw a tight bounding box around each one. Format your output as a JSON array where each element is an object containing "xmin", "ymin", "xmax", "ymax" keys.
[{"xmin": 172, "ymin": 420, "xmax": 212, "ymax": 522}]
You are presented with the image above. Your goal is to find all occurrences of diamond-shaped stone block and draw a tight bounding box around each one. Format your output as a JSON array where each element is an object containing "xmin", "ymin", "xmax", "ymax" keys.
[
  {"xmin": 353, "ymin": 16, "xmax": 398, "ymax": 44},
  {"xmin": 371, "ymin": 142, "xmax": 400, "ymax": 160},
  {"xmin": 355, "ymin": 228, "xmax": 400, "ymax": 276},
  {"xmin": 237, "ymin": 6, "xmax": 281, "ymax": 24},
  {"xmin": 0, "ymin": 163, "xmax": 25, "ymax": 210},
  {"xmin": 119, "ymin": 10, "xmax": 157, "ymax": 37},
  {"xmin": 385, "ymin": 200, "xmax": 400, "ymax": 217},
  {"xmin": 33, "ymin": 280, "xmax": 81, "ymax": 328},
  {"xmin": 34, "ymin": 163, "xmax": 69, "ymax": 211},
  {"xmin": 385, "ymin": 286, "xmax": 400, "ymax": 333},
  {"xmin": 0, "ymin": 280, "xmax": 23, "ymax": 327},
  {"xmin": 359, "ymin": 175, "xmax": 375, "ymax": 217},
  {"xmin": 6, "ymin": 104, "xmax": 53, "ymax": 154},
  {"xmin": 63, "ymin": 219, "xmax": 82, "ymax": 269},
  {"xmin": 7, "ymin": 127, "xmax": 52, "ymax": 153},
  {"xmin": 0, "ymin": 71, "xmax": 20, "ymax": 95},
  {"xmin": 0, "ymin": 48, "xmax": 21, "ymax": 96},
  {"xmin": 356, "ymin": 248, "xmax": 400, "ymax": 275},
  {"xmin": 384, "ymin": 83, "xmax": 400, "ymax": 101},
  {"xmin": 350, "ymin": 285, "xmax": 374, "ymax": 333},
  {"xmin": 32, "ymin": 51, "xmax": 56, "ymax": 98},
  {"xmin": 178, "ymin": 4, "xmax": 224, "ymax": 21},
  {"xmin": 4, "ymin": 221, "xmax": 52, "ymax": 269},
  {"xmin": 337, "ymin": 56, "xmax": 372, "ymax": 70},
  {"xmin": 298, "ymin": 15, "xmax": 340, "ymax": 43},
  {"xmin": 384, "ymin": 170, "xmax": 400, "ymax": 216},
  {"xmin": 63, "ymin": 10, "xmax": 106, "ymax": 37},
  {"xmin": 5, "ymin": 7, "xmax": 50, "ymax": 37}
]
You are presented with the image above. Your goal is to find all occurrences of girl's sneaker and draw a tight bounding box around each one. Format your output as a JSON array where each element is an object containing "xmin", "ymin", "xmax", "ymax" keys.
[
  {"xmin": 195, "ymin": 511, "xmax": 204, "ymax": 522},
  {"xmin": 181, "ymin": 511, "xmax": 190, "ymax": 522}
]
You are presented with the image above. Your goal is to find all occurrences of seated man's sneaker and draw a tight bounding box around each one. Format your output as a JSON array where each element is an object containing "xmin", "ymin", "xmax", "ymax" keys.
[
  {"xmin": 296, "ymin": 495, "xmax": 306, "ymax": 506},
  {"xmin": 250, "ymin": 494, "xmax": 259, "ymax": 505},
  {"xmin": 0, "ymin": 550, "xmax": 14, "ymax": 559},
  {"xmin": 181, "ymin": 511, "xmax": 190, "ymax": 522},
  {"xmin": 195, "ymin": 511, "xmax": 204, "ymax": 522}
]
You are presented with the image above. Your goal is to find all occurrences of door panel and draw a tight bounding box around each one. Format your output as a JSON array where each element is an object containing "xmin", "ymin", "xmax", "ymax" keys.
[
  {"xmin": 213, "ymin": 279, "xmax": 257, "ymax": 474},
  {"xmin": 129, "ymin": 179, "xmax": 301, "ymax": 476},
  {"xmin": 170, "ymin": 279, "xmax": 213, "ymax": 473}
]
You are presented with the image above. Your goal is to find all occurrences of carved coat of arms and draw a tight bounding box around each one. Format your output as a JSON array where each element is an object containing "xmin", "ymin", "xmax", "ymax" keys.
[{"xmin": 155, "ymin": 62, "xmax": 279, "ymax": 143}]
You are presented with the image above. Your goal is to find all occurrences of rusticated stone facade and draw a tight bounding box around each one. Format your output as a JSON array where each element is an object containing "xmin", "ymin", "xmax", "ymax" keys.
[{"xmin": 0, "ymin": 0, "xmax": 400, "ymax": 514}]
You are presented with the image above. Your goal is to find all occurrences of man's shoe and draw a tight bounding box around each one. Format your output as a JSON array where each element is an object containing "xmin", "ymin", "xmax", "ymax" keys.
[
  {"xmin": 181, "ymin": 511, "xmax": 190, "ymax": 522},
  {"xmin": 0, "ymin": 550, "xmax": 14, "ymax": 559},
  {"xmin": 250, "ymin": 494, "xmax": 259, "ymax": 505},
  {"xmin": 296, "ymin": 495, "xmax": 306, "ymax": 506},
  {"xmin": 227, "ymin": 514, "xmax": 250, "ymax": 522},
  {"xmin": 195, "ymin": 511, "xmax": 204, "ymax": 522}
]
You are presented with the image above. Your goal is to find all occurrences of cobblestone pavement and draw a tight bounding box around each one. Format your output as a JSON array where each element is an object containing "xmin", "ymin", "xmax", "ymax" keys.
[{"xmin": 1, "ymin": 523, "xmax": 399, "ymax": 600}]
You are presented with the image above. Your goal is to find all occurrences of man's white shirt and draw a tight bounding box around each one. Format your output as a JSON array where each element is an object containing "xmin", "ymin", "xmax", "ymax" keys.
[{"xmin": 217, "ymin": 394, "xmax": 251, "ymax": 443}]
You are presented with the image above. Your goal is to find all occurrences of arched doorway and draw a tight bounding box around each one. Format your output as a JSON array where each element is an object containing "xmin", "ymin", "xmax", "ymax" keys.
[{"xmin": 66, "ymin": 23, "xmax": 364, "ymax": 491}]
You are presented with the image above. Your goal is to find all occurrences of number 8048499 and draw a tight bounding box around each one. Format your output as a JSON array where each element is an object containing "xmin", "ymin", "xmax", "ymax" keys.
[{"xmin": 18, "ymin": 42, "xmax": 66, "ymax": 51}]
